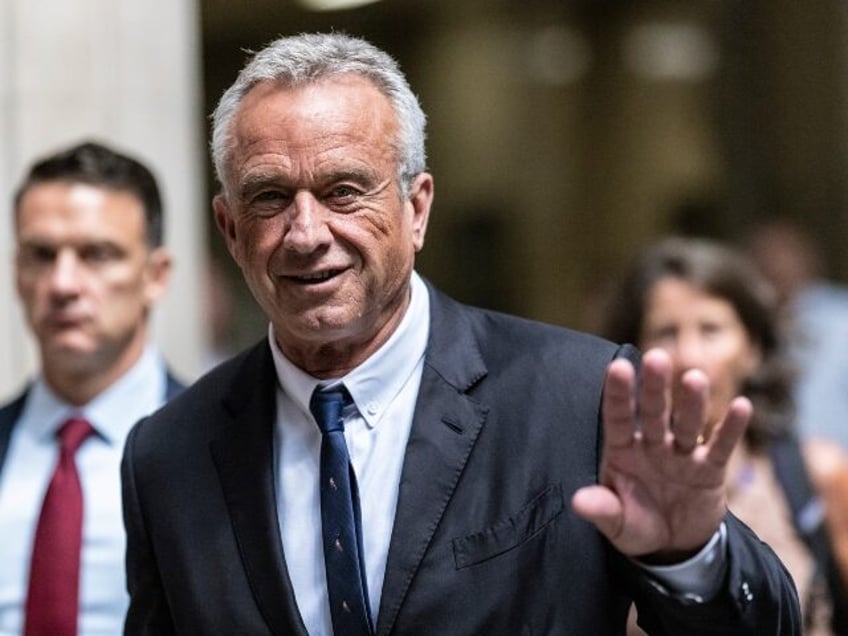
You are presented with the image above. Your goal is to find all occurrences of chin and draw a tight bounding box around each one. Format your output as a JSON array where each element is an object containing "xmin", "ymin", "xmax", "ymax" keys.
[{"xmin": 44, "ymin": 339, "xmax": 99, "ymax": 363}]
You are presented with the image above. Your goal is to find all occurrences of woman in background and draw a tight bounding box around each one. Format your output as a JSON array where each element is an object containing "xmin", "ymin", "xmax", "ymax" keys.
[{"xmin": 601, "ymin": 236, "xmax": 848, "ymax": 635}]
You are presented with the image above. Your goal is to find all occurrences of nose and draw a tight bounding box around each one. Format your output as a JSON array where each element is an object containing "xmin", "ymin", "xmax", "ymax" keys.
[
  {"xmin": 48, "ymin": 249, "xmax": 83, "ymax": 297},
  {"xmin": 282, "ymin": 192, "xmax": 331, "ymax": 254},
  {"xmin": 671, "ymin": 332, "xmax": 705, "ymax": 372}
]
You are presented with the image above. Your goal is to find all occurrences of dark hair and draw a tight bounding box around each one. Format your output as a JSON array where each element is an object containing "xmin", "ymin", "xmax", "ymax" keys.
[
  {"xmin": 601, "ymin": 236, "xmax": 795, "ymax": 450},
  {"xmin": 13, "ymin": 141, "xmax": 164, "ymax": 247}
]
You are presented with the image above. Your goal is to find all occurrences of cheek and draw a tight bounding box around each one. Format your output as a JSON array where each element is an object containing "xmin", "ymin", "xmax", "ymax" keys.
[
  {"xmin": 711, "ymin": 366, "xmax": 740, "ymax": 399},
  {"xmin": 16, "ymin": 276, "xmax": 48, "ymax": 314},
  {"xmin": 703, "ymin": 353, "xmax": 748, "ymax": 412},
  {"xmin": 15, "ymin": 275, "xmax": 33, "ymax": 303},
  {"xmin": 722, "ymin": 337, "xmax": 758, "ymax": 387},
  {"xmin": 380, "ymin": 216, "xmax": 417, "ymax": 268},
  {"xmin": 729, "ymin": 355, "xmax": 756, "ymax": 392},
  {"xmin": 102, "ymin": 267, "xmax": 153, "ymax": 304},
  {"xmin": 240, "ymin": 218, "xmax": 284, "ymax": 265}
]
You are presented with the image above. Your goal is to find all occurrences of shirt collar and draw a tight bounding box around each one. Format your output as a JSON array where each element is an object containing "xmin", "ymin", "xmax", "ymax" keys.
[
  {"xmin": 271, "ymin": 271, "xmax": 430, "ymax": 429},
  {"xmin": 19, "ymin": 345, "xmax": 168, "ymax": 445}
]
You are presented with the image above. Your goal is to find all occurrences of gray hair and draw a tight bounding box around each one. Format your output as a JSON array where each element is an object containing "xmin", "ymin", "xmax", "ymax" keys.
[{"xmin": 211, "ymin": 32, "xmax": 427, "ymax": 197}]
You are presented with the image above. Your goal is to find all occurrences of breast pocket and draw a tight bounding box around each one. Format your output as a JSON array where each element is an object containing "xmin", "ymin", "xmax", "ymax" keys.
[{"xmin": 452, "ymin": 483, "xmax": 564, "ymax": 569}]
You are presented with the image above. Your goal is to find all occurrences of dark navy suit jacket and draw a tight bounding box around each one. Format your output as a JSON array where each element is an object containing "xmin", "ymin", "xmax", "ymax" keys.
[{"xmin": 122, "ymin": 283, "xmax": 800, "ymax": 635}]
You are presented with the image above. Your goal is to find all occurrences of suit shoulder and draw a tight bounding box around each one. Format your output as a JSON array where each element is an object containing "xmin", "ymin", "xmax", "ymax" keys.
[
  {"xmin": 459, "ymin": 300, "xmax": 624, "ymax": 365},
  {"xmin": 0, "ymin": 389, "xmax": 29, "ymax": 425},
  {"xmin": 129, "ymin": 340, "xmax": 270, "ymax": 442}
]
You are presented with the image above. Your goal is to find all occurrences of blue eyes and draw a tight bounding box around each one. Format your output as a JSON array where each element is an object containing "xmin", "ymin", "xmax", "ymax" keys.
[
  {"xmin": 330, "ymin": 185, "xmax": 359, "ymax": 198},
  {"xmin": 251, "ymin": 191, "xmax": 289, "ymax": 205},
  {"xmin": 248, "ymin": 187, "xmax": 362, "ymax": 210}
]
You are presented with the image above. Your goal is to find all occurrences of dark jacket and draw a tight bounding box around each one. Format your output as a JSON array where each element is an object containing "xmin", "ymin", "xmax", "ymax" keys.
[{"xmin": 122, "ymin": 283, "xmax": 800, "ymax": 635}]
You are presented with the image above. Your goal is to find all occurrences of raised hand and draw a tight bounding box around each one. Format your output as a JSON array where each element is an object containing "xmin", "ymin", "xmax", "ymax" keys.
[{"xmin": 572, "ymin": 348, "xmax": 752, "ymax": 562}]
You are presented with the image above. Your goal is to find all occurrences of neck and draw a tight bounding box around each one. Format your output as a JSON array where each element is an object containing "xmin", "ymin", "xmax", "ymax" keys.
[
  {"xmin": 279, "ymin": 289, "xmax": 411, "ymax": 379},
  {"xmin": 42, "ymin": 329, "xmax": 149, "ymax": 406}
]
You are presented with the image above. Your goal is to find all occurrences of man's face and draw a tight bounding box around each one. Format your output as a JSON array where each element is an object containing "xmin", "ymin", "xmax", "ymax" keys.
[
  {"xmin": 15, "ymin": 181, "xmax": 171, "ymax": 376},
  {"xmin": 214, "ymin": 75, "xmax": 433, "ymax": 373}
]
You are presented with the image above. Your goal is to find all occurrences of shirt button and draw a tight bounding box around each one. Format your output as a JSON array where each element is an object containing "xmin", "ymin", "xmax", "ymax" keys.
[{"xmin": 366, "ymin": 401, "xmax": 379, "ymax": 416}]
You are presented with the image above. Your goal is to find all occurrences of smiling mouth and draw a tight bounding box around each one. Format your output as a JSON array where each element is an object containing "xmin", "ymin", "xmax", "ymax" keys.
[{"xmin": 289, "ymin": 269, "xmax": 344, "ymax": 284}]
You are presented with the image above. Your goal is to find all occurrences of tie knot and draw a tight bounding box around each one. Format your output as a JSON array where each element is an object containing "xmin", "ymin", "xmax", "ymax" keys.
[
  {"xmin": 57, "ymin": 417, "xmax": 95, "ymax": 455},
  {"xmin": 310, "ymin": 387, "xmax": 350, "ymax": 435}
]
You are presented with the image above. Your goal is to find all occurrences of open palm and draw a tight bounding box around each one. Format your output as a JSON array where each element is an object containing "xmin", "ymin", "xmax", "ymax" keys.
[{"xmin": 572, "ymin": 348, "xmax": 751, "ymax": 561}]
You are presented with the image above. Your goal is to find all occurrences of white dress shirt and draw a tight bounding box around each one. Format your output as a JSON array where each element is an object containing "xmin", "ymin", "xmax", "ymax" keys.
[
  {"xmin": 270, "ymin": 272, "xmax": 726, "ymax": 634},
  {"xmin": 0, "ymin": 346, "xmax": 169, "ymax": 636},
  {"xmin": 271, "ymin": 272, "xmax": 430, "ymax": 636}
]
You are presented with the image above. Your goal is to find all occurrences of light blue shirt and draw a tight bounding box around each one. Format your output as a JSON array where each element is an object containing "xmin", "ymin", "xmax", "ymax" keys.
[
  {"xmin": 269, "ymin": 272, "xmax": 725, "ymax": 634},
  {"xmin": 0, "ymin": 346, "xmax": 169, "ymax": 636}
]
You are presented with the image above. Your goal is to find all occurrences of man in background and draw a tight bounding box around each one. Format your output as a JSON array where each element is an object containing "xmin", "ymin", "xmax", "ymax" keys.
[{"xmin": 0, "ymin": 141, "xmax": 183, "ymax": 635}]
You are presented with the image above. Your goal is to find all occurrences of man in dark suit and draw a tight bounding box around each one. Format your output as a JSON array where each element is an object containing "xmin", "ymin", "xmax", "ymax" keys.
[
  {"xmin": 122, "ymin": 33, "xmax": 800, "ymax": 634},
  {"xmin": 0, "ymin": 141, "xmax": 183, "ymax": 635}
]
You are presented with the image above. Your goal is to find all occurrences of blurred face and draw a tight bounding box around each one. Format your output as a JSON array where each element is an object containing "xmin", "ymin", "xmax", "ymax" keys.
[
  {"xmin": 639, "ymin": 277, "xmax": 762, "ymax": 432},
  {"xmin": 15, "ymin": 181, "xmax": 171, "ymax": 379},
  {"xmin": 214, "ymin": 75, "xmax": 433, "ymax": 374}
]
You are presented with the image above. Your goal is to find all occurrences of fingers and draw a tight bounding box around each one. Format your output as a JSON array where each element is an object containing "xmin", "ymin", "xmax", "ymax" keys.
[
  {"xmin": 603, "ymin": 348, "xmax": 673, "ymax": 448},
  {"xmin": 603, "ymin": 347, "xmax": 747, "ymax": 462},
  {"xmin": 706, "ymin": 396, "xmax": 751, "ymax": 464},
  {"xmin": 670, "ymin": 368, "xmax": 708, "ymax": 454},
  {"xmin": 638, "ymin": 349, "xmax": 710, "ymax": 455},
  {"xmin": 602, "ymin": 357, "xmax": 638, "ymax": 448},
  {"xmin": 637, "ymin": 349, "xmax": 673, "ymax": 446}
]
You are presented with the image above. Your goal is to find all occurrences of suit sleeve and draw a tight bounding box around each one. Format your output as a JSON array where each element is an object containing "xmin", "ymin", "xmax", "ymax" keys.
[
  {"xmin": 121, "ymin": 420, "xmax": 177, "ymax": 636},
  {"xmin": 608, "ymin": 345, "xmax": 801, "ymax": 632},
  {"xmin": 626, "ymin": 512, "xmax": 801, "ymax": 633}
]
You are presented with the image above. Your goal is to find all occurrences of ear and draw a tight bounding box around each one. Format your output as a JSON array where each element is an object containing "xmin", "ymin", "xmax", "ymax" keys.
[
  {"xmin": 407, "ymin": 172, "xmax": 434, "ymax": 252},
  {"xmin": 213, "ymin": 194, "xmax": 240, "ymax": 263},
  {"xmin": 143, "ymin": 246, "xmax": 173, "ymax": 305}
]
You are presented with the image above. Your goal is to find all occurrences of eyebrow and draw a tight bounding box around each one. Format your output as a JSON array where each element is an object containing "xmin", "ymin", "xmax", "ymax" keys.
[
  {"xmin": 237, "ymin": 167, "xmax": 381, "ymax": 200},
  {"xmin": 18, "ymin": 236, "xmax": 128, "ymax": 250},
  {"xmin": 238, "ymin": 172, "xmax": 285, "ymax": 200},
  {"xmin": 325, "ymin": 167, "xmax": 377, "ymax": 184}
]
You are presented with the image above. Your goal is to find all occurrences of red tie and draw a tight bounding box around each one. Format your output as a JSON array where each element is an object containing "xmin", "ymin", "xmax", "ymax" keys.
[{"xmin": 24, "ymin": 417, "xmax": 95, "ymax": 636}]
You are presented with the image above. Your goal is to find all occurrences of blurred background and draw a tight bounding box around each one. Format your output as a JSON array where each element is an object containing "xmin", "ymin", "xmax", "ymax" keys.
[{"xmin": 3, "ymin": 0, "xmax": 848, "ymax": 396}]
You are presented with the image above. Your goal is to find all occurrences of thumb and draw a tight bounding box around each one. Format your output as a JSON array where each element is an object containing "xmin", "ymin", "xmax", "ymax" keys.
[{"xmin": 572, "ymin": 485, "xmax": 624, "ymax": 540}]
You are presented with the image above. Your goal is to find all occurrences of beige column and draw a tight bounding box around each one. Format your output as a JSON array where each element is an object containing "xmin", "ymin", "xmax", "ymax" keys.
[{"xmin": 0, "ymin": 0, "xmax": 207, "ymax": 397}]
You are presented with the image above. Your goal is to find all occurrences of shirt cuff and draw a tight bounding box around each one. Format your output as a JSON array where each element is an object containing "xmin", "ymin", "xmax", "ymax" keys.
[{"xmin": 636, "ymin": 522, "xmax": 728, "ymax": 603}]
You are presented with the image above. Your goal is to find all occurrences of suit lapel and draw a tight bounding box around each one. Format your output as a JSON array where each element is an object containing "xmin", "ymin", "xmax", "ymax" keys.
[
  {"xmin": 0, "ymin": 390, "xmax": 29, "ymax": 475},
  {"xmin": 209, "ymin": 343, "xmax": 308, "ymax": 636},
  {"xmin": 164, "ymin": 371, "xmax": 185, "ymax": 400},
  {"xmin": 376, "ymin": 285, "xmax": 489, "ymax": 635}
]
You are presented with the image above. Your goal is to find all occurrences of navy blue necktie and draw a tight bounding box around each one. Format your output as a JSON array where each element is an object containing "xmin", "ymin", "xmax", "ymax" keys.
[{"xmin": 310, "ymin": 387, "xmax": 374, "ymax": 636}]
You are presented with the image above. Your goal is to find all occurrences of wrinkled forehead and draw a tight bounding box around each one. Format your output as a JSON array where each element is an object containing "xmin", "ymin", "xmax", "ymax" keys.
[
  {"xmin": 226, "ymin": 78, "xmax": 398, "ymax": 169},
  {"xmin": 235, "ymin": 75, "xmax": 394, "ymax": 132}
]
